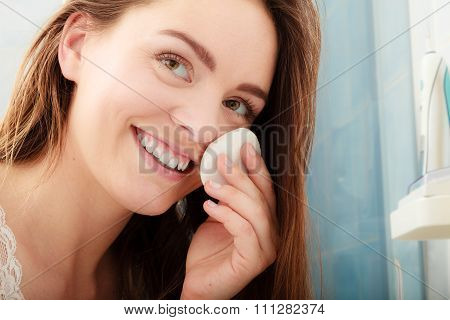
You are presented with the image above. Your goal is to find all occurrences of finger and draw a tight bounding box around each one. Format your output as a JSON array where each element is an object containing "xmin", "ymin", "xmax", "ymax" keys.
[
  {"xmin": 204, "ymin": 180, "xmax": 276, "ymax": 257},
  {"xmin": 219, "ymin": 149, "xmax": 278, "ymax": 251},
  {"xmin": 202, "ymin": 200, "xmax": 270, "ymax": 275},
  {"xmin": 240, "ymin": 143, "xmax": 276, "ymax": 216},
  {"xmin": 217, "ymin": 153, "xmax": 267, "ymax": 210}
]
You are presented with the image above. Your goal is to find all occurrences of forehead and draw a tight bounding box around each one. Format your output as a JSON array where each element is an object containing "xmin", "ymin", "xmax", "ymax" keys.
[{"xmin": 116, "ymin": 0, "xmax": 278, "ymax": 90}]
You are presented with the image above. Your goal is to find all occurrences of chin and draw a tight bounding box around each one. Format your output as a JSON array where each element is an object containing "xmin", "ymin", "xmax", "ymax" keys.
[{"xmin": 133, "ymin": 200, "xmax": 175, "ymax": 216}]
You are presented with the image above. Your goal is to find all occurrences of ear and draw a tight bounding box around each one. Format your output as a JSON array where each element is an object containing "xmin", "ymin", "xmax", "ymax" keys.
[{"xmin": 58, "ymin": 12, "xmax": 89, "ymax": 82}]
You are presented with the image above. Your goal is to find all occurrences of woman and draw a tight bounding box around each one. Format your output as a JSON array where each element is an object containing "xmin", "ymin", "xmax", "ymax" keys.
[{"xmin": 0, "ymin": 0, "xmax": 321, "ymax": 299}]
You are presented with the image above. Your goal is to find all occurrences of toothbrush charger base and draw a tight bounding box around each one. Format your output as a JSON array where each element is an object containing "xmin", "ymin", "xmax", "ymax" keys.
[{"xmin": 390, "ymin": 195, "xmax": 450, "ymax": 240}]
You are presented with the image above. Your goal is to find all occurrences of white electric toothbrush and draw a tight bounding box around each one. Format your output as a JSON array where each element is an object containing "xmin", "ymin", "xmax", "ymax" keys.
[
  {"xmin": 419, "ymin": 37, "xmax": 450, "ymax": 174},
  {"xmin": 390, "ymin": 37, "xmax": 450, "ymax": 240}
]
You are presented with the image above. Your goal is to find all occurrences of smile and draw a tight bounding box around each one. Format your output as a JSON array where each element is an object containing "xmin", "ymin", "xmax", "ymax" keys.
[{"xmin": 133, "ymin": 126, "xmax": 194, "ymax": 175}]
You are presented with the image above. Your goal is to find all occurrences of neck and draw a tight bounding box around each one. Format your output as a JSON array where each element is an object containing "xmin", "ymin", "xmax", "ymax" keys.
[{"xmin": 0, "ymin": 143, "xmax": 132, "ymax": 295}]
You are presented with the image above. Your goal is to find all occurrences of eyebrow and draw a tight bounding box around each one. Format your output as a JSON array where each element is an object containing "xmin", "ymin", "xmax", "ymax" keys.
[
  {"xmin": 157, "ymin": 29, "xmax": 269, "ymax": 103},
  {"xmin": 236, "ymin": 83, "xmax": 268, "ymax": 103},
  {"xmin": 158, "ymin": 29, "xmax": 216, "ymax": 72}
]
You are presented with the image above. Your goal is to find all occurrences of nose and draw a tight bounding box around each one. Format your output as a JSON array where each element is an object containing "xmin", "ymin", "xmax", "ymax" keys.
[
  {"xmin": 169, "ymin": 110, "xmax": 218, "ymax": 165},
  {"xmin": 171, "ymin": 117, "xmax": 218, "ymax": 147},
  {"xmin": 169, "ymin": 103, "xmax": 221, "ymax": 147}
]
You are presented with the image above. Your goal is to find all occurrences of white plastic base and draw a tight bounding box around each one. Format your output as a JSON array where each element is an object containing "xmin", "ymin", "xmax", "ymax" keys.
[
  {"xmin": 390, "ymin": 195, "xmax": 450, "ymax": 239},
  {"xmin": 390, "ymin": 167, "xmax": 450, "ymax": 240}
]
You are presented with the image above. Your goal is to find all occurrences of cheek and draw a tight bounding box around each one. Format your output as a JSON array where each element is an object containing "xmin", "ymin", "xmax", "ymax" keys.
[
  {"xmin": 78, "ymin": 41, "xmax": 173, "ymax": 122},
  {"xmin": 111, "ymin": 60, "xmax": 181, "ymax": 121},
  {"xmin": 78, "ymin": 58, "xmax": 173, "ymax": 133}
]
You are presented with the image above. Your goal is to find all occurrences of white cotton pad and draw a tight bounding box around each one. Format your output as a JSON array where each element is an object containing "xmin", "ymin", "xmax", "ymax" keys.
[{"xmin": 200, "ymin": 127, "xmax": 261, "ymax": 186}]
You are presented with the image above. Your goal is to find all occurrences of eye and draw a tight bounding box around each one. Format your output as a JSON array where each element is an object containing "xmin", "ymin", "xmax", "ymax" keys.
[
  {"xmin": 223, "ymin": 98, "xmax": 257, "ymax": 122},
  {"xmin": 154, "ymin": 51, "xmax": 193, "ymax": 82}
]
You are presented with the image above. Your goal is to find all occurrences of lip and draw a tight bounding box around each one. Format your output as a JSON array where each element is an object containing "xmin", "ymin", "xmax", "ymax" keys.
[
  {"xmin": 134, "ymin": 126, "xmax": 196, "ymax": 164},
  {"xmin": 131, "ymin": 126, "xmax": 195, "ymax": 182}
]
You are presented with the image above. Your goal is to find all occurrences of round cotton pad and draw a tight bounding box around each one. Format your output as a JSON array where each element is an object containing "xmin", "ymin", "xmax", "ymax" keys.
[{"xmin": 200, "ymin": 127, "xmax": 261, "ymax": 186}]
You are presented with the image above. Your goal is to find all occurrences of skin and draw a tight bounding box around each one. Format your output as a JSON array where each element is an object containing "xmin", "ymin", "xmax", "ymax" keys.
[{"xmin": 0, "ymin": 0, "xmax": 279, "ymax": 299}]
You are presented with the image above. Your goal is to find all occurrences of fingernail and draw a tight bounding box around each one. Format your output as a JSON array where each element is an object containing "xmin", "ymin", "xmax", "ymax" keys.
[
  {"xmin": 224, "ymin": 155, "xmax": 233, "ymax": 168},
  {"xmin": 206, "ymin": 199, "xmax": 217, "ymax": 207},
  {"xmin": 248, "ymin": 144, "xmax": 256, "ymax": 156},
  {"xmin": 209, "ymin": 180, "xmax": 222, "ymax": 189}
]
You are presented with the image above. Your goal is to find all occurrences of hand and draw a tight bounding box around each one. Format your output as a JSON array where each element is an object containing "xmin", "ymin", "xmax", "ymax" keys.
[{"xmin": 180, "ymin": 143, "xmax": 279, "ymax": 299}]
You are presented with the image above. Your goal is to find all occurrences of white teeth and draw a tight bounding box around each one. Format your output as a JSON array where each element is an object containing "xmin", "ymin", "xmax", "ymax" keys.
[
  {"xmin": 168, "ymin": 157, "xmax": 179, "ymax": 169},
  {"xmin": 177, "ymin": 160, "xmax": 190, "ymax": 171},
  {"xmin": 138, "ymin": 130, "xmax": 191, "ymax": 171},
  {"xmin": 145, "ymin": 138, "xmax": 157, "ymax": 153},
  {"xmin": 160, "ymin": 151, "xmax": 171, "ymax": 164},
  {"xmin": 141, "ymin": 136, "xmax": 148, "ymax": 147},
  {"xmin": 152, "ymin": 145, "xmax": 163, "ymax": 158},
  {"xmin": 177, "ymin": 160, "xmax": 189, "ymax": 171}
]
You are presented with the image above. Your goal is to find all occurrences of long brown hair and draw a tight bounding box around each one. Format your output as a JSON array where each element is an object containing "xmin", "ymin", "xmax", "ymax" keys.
[{"xmin": 0, "ymin": 0, "xmax": 321, "ymax": 299}]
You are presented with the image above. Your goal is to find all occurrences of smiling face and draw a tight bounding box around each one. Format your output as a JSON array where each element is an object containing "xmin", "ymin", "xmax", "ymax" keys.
[{"xmin": 63, "ymin": 0, "xmax": 278, "ymax": 215}]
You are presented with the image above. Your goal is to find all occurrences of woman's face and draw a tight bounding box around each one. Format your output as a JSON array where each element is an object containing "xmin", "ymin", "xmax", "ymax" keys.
[{"xmin": 66, "ymin": 0, "xmax": 278, "ymax": 215}]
